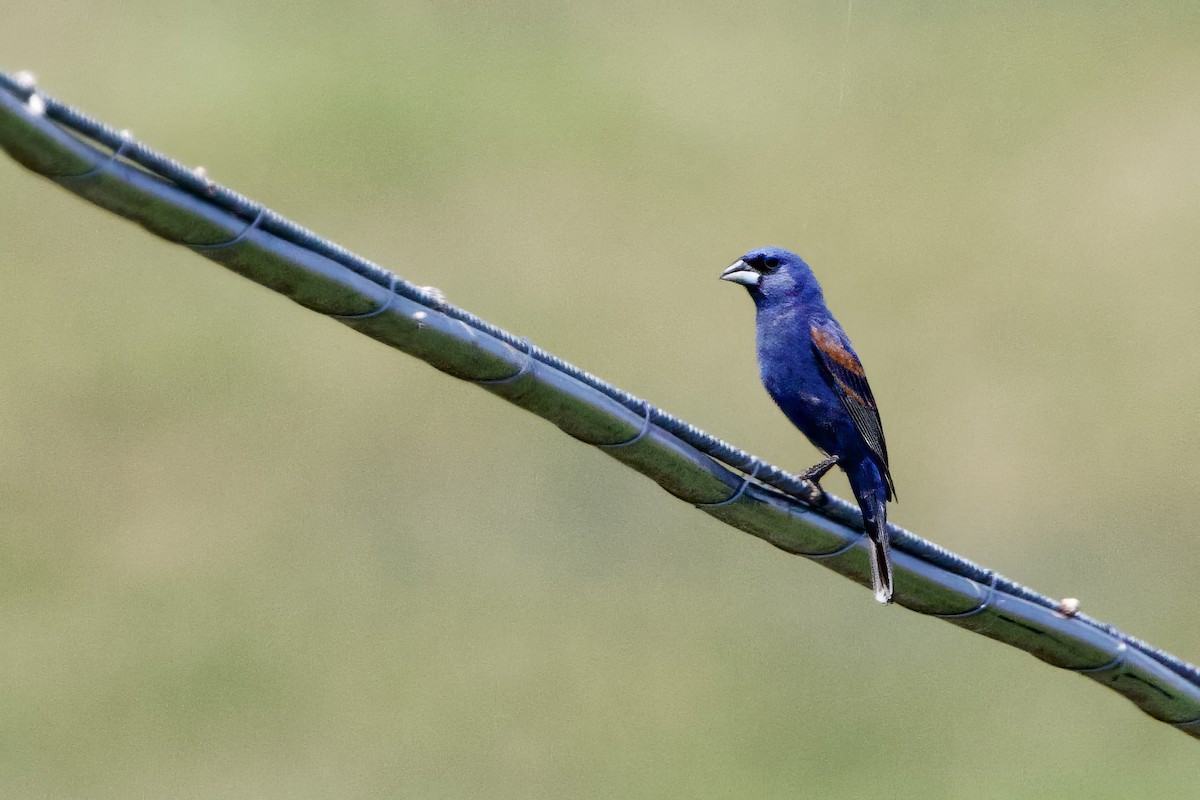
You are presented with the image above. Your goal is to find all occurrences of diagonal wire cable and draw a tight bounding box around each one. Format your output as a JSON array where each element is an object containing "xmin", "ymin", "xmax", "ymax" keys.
[{"xmin": 2, "ymin": 70, "xmax": 1198, "ymax": 740}]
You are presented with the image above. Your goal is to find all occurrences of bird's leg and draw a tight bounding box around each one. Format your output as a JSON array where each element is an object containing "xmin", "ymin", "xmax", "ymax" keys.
[{"xmin": 799, "ymin": 455, "xmax": 839, "ymax": 488}]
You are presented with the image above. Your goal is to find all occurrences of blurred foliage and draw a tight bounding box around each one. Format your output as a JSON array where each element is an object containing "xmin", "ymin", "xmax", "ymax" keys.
[{"xmin": 3, "ymin": 1, "xmax": 1200, "ymax": 797}]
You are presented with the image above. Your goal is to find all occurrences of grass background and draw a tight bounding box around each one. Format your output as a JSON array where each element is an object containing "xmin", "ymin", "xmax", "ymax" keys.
[{"xmin": 3, "ymin": 2, "xmax": 1200, "ymax": 797}]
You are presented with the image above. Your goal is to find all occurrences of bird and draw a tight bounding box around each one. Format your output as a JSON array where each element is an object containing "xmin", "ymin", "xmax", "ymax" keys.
[{"xmin": 720, "ymin": 247, "xmax": 897, "ymax": 604}]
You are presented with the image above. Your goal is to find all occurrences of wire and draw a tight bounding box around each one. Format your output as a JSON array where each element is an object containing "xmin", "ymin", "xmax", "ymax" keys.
[{"xmin": 2, "ymin": 70, "xmax": 1198, "ymax": 739}]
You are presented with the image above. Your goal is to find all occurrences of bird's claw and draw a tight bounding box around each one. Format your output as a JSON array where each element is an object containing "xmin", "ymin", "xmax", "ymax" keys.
[{"xmin": 799, "ymin": 455, "xmax": 840, "ymax": 491}]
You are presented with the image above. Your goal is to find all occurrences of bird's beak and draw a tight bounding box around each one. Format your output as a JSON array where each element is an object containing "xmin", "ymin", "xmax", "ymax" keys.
[{"xmin": 720, "ymin": 260, "xmax": 761, "ymax": 287}]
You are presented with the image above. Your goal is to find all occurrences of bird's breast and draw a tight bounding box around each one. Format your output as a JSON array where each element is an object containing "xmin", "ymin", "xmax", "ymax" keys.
[{"xmin": 755, "ymin": 311, "xmax": 843, "ymax": 441}]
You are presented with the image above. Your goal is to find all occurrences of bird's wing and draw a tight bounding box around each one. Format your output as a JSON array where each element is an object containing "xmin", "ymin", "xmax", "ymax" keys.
[{"xmin": 809, "ymin": 317, "xmax": 896, "ymax": 500}]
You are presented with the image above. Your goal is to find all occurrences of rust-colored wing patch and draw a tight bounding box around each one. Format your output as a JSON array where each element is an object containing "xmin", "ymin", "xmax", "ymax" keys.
[{"xmin": 811, "ymin": 324, "xmax": 866, "ymax": 378}]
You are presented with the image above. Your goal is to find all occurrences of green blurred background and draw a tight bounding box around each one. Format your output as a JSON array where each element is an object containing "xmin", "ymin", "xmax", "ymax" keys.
[{"xmin": 3, "ymin": 2, "xmax": 1200, "ymax": 797}]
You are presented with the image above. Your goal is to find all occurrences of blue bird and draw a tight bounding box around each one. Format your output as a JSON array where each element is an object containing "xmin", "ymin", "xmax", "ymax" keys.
[{"xmin": 721, "ymin": 247, "xmax": 897, "ymax": 603}]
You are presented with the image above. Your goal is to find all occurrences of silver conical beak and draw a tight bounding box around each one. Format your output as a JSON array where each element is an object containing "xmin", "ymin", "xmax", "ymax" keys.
[{"xmin": 719, "ymin": 259, "xmax": 761, "ymax": 287}]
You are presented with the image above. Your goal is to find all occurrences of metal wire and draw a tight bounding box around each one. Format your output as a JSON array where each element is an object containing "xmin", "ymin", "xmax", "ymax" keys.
[{"xmin": 3, "ymin": 70, "xmax": 1199, "ymax": 739}]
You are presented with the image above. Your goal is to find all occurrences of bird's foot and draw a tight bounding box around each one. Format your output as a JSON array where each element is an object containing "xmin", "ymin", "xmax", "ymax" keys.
[{"xmin": 799, "ymin": 455, "xmax": 840, "ymax": 491}]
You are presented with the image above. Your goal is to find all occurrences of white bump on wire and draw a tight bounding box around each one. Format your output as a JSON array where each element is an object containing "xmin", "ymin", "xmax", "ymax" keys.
[
  {"xmin": 192, "ymin": 165, "xmax": 216, "ymax": 195},
  {"xmin": 420, "ymin": 285, "xmax": 446, "ymax": 307},
  {"xmin": 1058, "ymin": 597, "xmax": 1081, "ymax": 617},
  {"xmin": 17, "ymin": 69, "xmax": 47, "ymax": 118}
]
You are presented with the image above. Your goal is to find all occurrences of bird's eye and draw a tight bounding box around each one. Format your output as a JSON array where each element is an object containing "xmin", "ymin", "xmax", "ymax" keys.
[{"xmin": 763, "ymin": 256, "xmax": 780, "ymax": 272}]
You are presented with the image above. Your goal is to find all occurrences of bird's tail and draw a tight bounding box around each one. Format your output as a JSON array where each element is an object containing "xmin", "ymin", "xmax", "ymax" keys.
[
  {"xmin": 868, "ymin": 512, "xmax": 893, "ymax": 605},
  {"xmin": 849, "ymin": 463, "xmax": 895, "ymax": 604}
]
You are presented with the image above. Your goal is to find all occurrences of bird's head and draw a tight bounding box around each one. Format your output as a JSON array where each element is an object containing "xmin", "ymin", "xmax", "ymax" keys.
[{"xmin": 719, "ymin": 247, "xmax": 819, "ymax": 306}]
